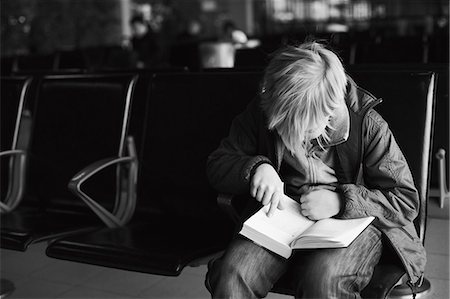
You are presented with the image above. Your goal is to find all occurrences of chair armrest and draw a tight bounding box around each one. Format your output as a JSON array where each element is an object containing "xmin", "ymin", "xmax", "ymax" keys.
[
  {"xmin": 114, "ymin": 136, "xmax": 138, "ymax": 224},
  {"xmin": 217, "ymin": 193, "xmax": 242, "ymax": 225},
  {"xmin": 0, "ymin": 149, "xmax": 26, "ymax": 213},
  {"xmin": 435, "ymin": 148, "xmax": 450, "ymax": 208},
  {"xmin": 0, "ymin": 149, "xmax": 26, "ymax": 158},
  {"xmin": 69, "ymin": 136, "xmax": 138, "ymax": 228}
]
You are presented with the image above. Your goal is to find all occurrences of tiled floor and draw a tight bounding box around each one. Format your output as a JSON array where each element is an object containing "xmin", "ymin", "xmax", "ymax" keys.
[{"xmin": 1, "ymin": 199, "xmax": 449, "ymax": 299}]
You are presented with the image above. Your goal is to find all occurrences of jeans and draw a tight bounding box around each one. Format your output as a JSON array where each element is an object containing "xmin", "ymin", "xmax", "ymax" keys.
[{"xmin": 205, "ymin": 225, "xmax": 382, "ymax": 299}]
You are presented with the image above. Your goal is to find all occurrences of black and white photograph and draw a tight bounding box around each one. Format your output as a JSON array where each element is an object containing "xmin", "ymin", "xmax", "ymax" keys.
[{"xmin": 1, "ymin": 0, "xmax": 449, "ymax": 298}]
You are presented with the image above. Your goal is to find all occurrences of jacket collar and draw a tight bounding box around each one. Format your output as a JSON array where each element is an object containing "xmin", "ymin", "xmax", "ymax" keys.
[
  {"xmin": 324, "ymin": 99, "xmax": 350, "ymax": 147},
  {"xmin": 324, "ymin": 74, "xmax": 382, "ymax": 148}
]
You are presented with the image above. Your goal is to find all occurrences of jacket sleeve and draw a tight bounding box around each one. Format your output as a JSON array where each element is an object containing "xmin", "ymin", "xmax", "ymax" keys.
[
  {"xmin": 206, "ymin": 98, "xmax": 272, "ymax": 195},
  {"xmin": 337, "ymin": 109, "xmax": 420, "ymax": 228}
]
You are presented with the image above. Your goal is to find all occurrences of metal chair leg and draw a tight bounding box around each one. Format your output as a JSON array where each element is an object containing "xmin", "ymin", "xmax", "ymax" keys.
[{"xmin": 0, "ymin": 279, "xmax": 15, "ymax": 299}]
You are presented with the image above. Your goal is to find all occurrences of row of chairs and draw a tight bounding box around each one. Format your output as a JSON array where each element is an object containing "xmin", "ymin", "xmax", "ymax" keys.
[
  {"xmin": 0, "ymin": 46, "xmax": 135, "ymax": 76},
  {"xmin": 0, "ymin": 67, "xmax": 442, "ymax": 297},
  {"xmin": 1, "ymin": 70, "xmax": 262, "ymax": 264},
  {"xmin": 3, "ymin": 60, "xmax": 448, "ymax": 191}
]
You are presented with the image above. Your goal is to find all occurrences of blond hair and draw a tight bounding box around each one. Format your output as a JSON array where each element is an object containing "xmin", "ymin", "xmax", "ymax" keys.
[{"xmin": 260, "ymin": 41, "xmax": 347, "ymax": 153}]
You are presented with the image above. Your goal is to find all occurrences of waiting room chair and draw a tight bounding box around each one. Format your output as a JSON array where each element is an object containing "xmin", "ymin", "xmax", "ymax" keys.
[
  {"xmin": 1, "ymin": 76, "xmax": 34, "ymax": 213},
  {"xmin": 45, "ymin": 71, "xmax": 264, "ymax": 276},
  {"xmin": 341, "ymin": 70, "xmax": 435, "ymax": 298},
  {"xmin": 1, "ymin": 73, "xmax": 138, "ymax": 251}
]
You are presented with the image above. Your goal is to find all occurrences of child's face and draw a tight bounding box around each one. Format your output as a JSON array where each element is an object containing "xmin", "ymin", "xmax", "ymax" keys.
[{"xmin": 305, "ymin": 115, "xmax": 331, "ymax": 140}]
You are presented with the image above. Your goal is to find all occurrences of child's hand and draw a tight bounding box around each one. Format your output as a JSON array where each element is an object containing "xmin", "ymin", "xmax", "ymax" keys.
[
  {"xmin": 300, "ymin": 189, "xmax": 341, "ymax": 220},
  {"xmin": 250, "ymin": 163, "xmax": 285, "ymax": 217}
]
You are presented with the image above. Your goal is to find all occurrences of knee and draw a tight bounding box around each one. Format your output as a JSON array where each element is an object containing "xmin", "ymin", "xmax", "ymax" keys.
[
  {"xmin": 207, "ymin": 256, "xmax": 270, "ymax": 298},
  {"xmin": 298, "ymin": 262, "xmax": 342, "ymax": 292},
  {"xmin": 295, "ymin": 259, "xmax": 361, "ymax": 299},
  {"xmin": 206, "ymin": 258, "xmax": 249, "ymax": 295},
  {"xmin": 206, "ymin": 258, "xmax": 232, "ymax": 293}
]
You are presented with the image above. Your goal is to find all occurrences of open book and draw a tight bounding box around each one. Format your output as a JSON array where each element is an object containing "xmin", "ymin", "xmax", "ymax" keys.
[{"xmin": 239, "ymin": 195, "xmax": 374, "ymax": 258}]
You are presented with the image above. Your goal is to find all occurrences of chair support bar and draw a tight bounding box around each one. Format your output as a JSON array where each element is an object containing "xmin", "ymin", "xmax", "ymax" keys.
[
  {"xmin": 0, "ymin": 150, "xmax": 26, "ymax": 213},
  {"xmin": 435, "ymin": 148, "xmax": 449, "ymax": 209},
  {"xmin": 217, "ymin": 193, "xmax": 241, "ymax": 225},
  {"xmin": 68, "ymin": 136, "xmax": 138, "ymax": 228}
]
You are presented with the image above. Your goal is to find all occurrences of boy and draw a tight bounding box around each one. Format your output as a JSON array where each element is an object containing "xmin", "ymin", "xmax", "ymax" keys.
[{"xmin": 205, "ymin": 41, "xmax": 426, "ymax": 298}]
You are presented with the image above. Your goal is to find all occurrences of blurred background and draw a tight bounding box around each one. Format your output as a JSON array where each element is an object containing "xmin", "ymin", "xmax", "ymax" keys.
[{"xmin": 1, "ymin": 0, "xmax": 448, "ymax": 72}]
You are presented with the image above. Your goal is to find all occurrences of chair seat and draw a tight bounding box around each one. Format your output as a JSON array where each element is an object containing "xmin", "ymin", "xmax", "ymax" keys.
[
  {"xmin": 389, "ymin": 277, "xmax": 431, "ymax": 299},
  {"xmin": 46, "ymin": 214, "xmax": 234, "ymax": 276},
  {"xmin": 1, "ymin": 206, "xmax": 102, "ymax": 251}
]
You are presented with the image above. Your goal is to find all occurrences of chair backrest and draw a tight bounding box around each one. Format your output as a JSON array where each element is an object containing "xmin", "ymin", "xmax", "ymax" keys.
[
  {"xmin": 96, "ymin": 68, "xmax": 189, "ymax": 154},
  {"xmin": 1, "ymin": 77, "xmax": 33, "ymax": 204},
  {"xmin": 26, "ymin": 74, "xmax": 136, "ymax": 211},
  {"xmin": 354, "ymin": 36, "xmax": 427, "ymax": 64},
  {"xmin": 424, "ymin": 66, "xmax": 448, "ymax": 190},
  {"xmin": 138, "ymin": 71, "xmax": 263, "ymax": 219},
  {"xmin": 1, "ymin": 77, "xmax": 32, "ymax": 153},
  {"xmin": 348, "ymin": 70, "xmax": 436, "ymax": 242},
  {"xmin": 348, "ymin": 63, "xmax": 448, "ymax": 190}
]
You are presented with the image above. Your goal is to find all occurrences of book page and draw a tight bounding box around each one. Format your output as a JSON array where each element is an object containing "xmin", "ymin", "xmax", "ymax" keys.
[
  {"xmin": 240, "ymin": 196, "xmax": 315, "ymax": 250},
  {"xmin": 291, "ymin": 216, "xmax": 374, "ymax": 249}
]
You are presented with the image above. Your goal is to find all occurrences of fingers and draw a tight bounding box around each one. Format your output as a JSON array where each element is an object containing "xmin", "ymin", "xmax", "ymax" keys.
[
  {"xmin": 252, "ymin": 182, "xmax": 276, "ymax": 204},
  {"xmin": 254, "ymin": 186, "xmax": 264, "ymax": 202},
  {"xmin": 250, "ymin": 178, "xmax": 268, "ymax": 202},
  {"xmin": 300, "ymin": 201, "xmax": 309, "ymax": 215},
  {"xmin": 261, "ymin": 188, "xmax": 272, "ymax": 206},
  {"xmin": 250, "ymin": 180, "xmax": 258, "ymax": 198},
  {"xmin": 277, "ymin": 194, "xmax": 286, "ymax": 210},
  {"xmin": 267, "ymin": 193, "xmax": 279, "ymax": 217},
  {"xmin": 300, "ymin": 205, "xmax": 316, "ymax": 220},
  {"xmin": 253, "ymin": 185, "xmax": 284, "ymax": 217},
  {"xmin": 250, "ymin": 183, "xmax": 256, "ymax": 198},
  {"xmin": 255, "ymin": 186, "xmax": 277, "ymax": 207},
  {"xmin": 250, "ymin": 171, "xmax": 284, "ymax": 217},
  {"xmin": 300, "ymin": 196, "xmax": 315, "ymax": 220}
]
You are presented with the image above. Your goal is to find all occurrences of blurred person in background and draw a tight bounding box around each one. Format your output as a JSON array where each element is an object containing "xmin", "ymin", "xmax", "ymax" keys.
[
  {"xmin": 129, "ymin": 14, "xmax": 160, "ymax": 68},
  {"xmin": 220, "ymin": 19, "xmax": 248, "ymax": 46}
]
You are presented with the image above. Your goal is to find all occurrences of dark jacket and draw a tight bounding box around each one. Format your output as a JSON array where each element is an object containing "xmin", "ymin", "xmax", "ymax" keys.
[{"xmin": 206, "ymin": 77, "xmax": 426, "ymax": 284}]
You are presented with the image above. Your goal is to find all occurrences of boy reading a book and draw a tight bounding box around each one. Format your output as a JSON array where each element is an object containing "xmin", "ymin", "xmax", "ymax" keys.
[{"xmin": 205, "ymin": 41, "xmax": 426, "ymax": 298}]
